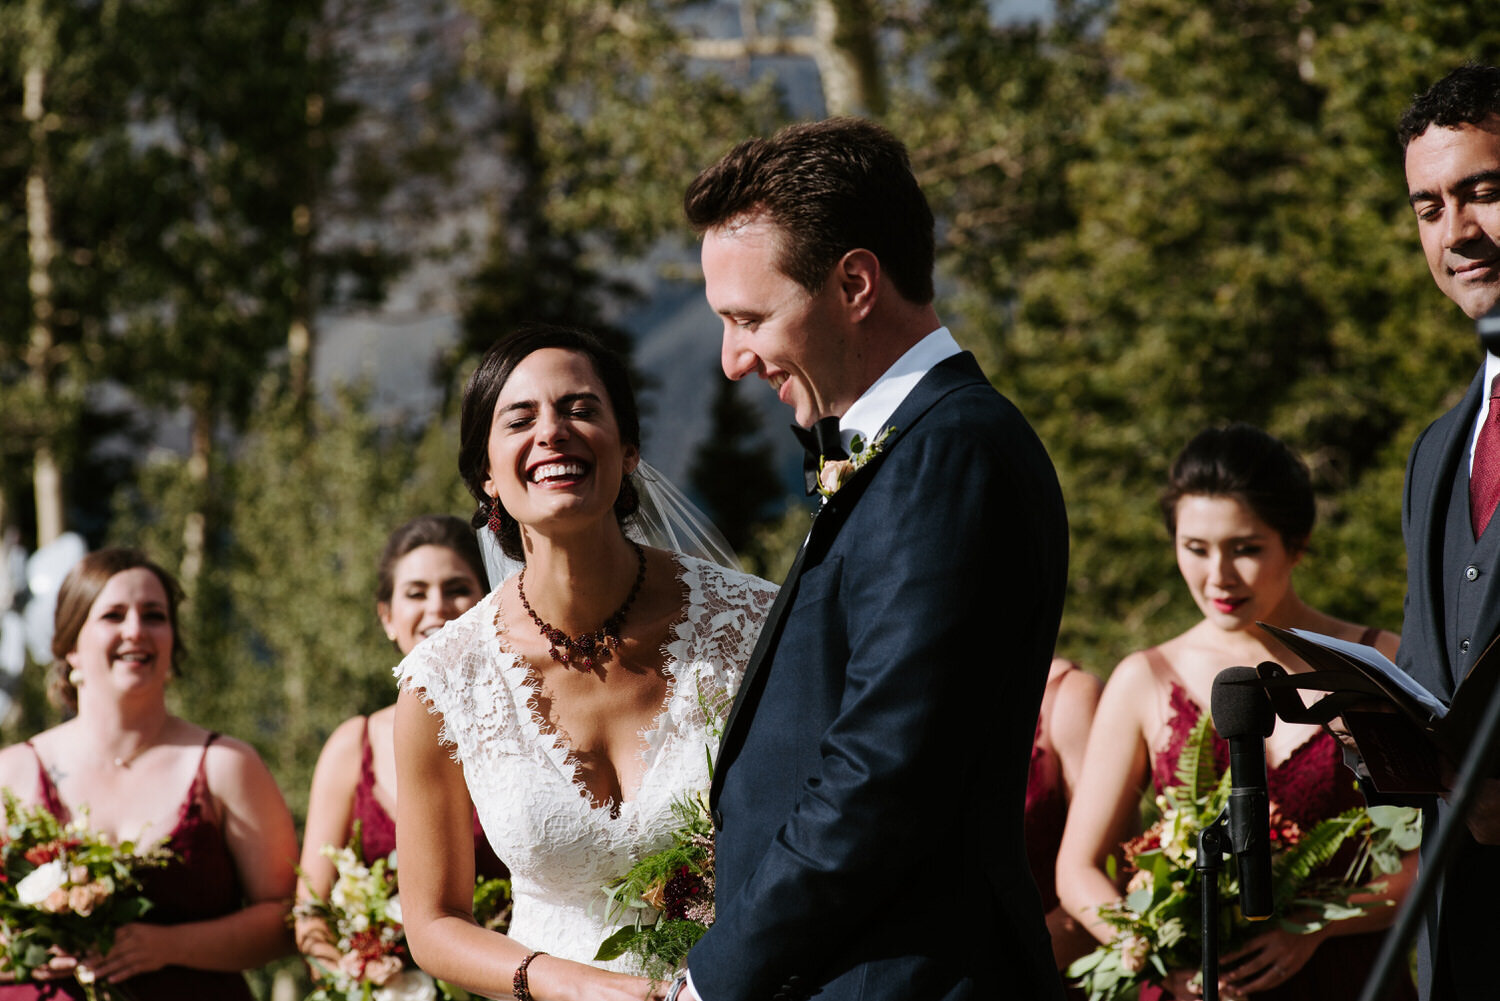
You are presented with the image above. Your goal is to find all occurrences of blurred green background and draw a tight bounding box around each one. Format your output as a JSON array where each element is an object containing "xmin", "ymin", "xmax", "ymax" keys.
[{"xmin": 1, "ymin": 0, "xmax": 1497, "ymax": 994}]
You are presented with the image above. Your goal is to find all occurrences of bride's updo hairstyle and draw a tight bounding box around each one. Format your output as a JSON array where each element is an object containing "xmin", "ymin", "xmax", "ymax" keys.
[
  {"xmin": 49, "ymin": 547, "xmax": 187, "ymax": 712},
  {"xmin": 459, "ymin": 323, "xmax": 643, "ymax": 562},
  {"xmin": 1159, "ymin": 423, "xmax": 1316, "ymax": 554}
]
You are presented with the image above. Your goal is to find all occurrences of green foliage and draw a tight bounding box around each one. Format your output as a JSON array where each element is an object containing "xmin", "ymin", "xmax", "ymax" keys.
[
  {"xmin": 108, "ymin": 386, "xmax": 470, "ymax": 822},
  {"xmin": 688, "ymin": 374, "xmax": 783, "ymax": 553}
]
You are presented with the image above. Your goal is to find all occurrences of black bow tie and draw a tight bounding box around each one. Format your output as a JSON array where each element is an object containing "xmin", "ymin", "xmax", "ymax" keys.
[{"xmin": 792, "ymin": 417, "xmax": 848, "ymax": 495}]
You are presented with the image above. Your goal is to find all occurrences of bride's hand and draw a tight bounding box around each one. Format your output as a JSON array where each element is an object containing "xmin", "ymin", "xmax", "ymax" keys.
[{"xmin": 530, "ymin": 956, "xmax": 667, "ymax": 1001}]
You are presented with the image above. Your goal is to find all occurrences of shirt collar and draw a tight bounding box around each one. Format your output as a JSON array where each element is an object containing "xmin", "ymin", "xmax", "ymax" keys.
[{"xmin": 838, "ymin": 327, "xmax": 962, "ymax": 449}]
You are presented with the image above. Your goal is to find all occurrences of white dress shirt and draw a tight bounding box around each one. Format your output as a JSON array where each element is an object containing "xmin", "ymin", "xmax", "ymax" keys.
[
  {"xmin": 837, "ymin": 326, "xmax": 962, "ymax": 450},
  {"xmin": 1469, "ymin": 351, "xmax": 1500, "ymax": 475}
]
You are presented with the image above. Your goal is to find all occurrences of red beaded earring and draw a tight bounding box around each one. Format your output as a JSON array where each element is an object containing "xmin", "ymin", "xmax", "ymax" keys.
[{"xmin": 487, "ymin": 496, "xmax": 504, "ymax": 534}]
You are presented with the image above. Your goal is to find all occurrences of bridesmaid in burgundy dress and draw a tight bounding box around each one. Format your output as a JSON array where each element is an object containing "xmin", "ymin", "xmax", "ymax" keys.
[
  {"xmin": 295, "ymin": 515, "xmax": 508, "ymax": 978},
  {"xmin": 1025, "ymin": 656, "xmax": 1102, "ymax": 988},
  {"xmin": 1055, "ymin": 425, "xmax": 1418, "ymax": 1000},
  {"xmin": 0, "ymin": 548, "xmax": 298, "ymax": 999}
]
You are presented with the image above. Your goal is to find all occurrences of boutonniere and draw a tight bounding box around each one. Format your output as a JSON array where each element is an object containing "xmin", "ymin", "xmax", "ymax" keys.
[{"xmin": 816, "ymin": 426, "xmax": 895, "ymax": 498}]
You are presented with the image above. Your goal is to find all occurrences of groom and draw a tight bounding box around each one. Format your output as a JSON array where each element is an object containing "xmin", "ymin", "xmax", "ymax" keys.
[{"xmin": 680, "ymin": 118, "xmax": 1069, "ymax": 1001}]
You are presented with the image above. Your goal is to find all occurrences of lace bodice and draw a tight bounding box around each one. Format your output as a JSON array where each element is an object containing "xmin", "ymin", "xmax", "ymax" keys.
[{"xmin": 396, "ymin": 554, "xmax": 775, "ymax": 972}]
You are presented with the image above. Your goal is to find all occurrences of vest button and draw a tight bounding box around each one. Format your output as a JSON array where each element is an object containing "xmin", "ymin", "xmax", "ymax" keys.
[
  {"xmin": 1462, "ymin": 638, "xmax": 1472, "ymax": 654},
  {"xmin": 1467, "ymin": 565, "xmax": 1481, "ymax": 581}
]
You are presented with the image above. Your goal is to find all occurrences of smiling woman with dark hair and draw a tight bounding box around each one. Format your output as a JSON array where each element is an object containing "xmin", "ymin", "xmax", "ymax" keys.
[
  {"xmin": 393, "ymin": 325, "xmax": 776, "ymax": 1001},
  {"xmin": 1056, "ymin": 425, "xmax": 1418, "ymax": 1001},
  {"xmin": 294, "ymin": 515, "xmax": 509, "ymax": 983}
]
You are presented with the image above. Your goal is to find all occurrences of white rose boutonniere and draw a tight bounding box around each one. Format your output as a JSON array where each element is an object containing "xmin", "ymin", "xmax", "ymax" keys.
[{"xmin": 816, "ymin": 426, "xmax": 894, "ymax": 499}]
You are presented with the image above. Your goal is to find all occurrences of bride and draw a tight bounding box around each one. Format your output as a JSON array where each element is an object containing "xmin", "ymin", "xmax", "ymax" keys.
[{"xmin": 394, "ymin": 325, "xmax": 776, "ymax": 1001}]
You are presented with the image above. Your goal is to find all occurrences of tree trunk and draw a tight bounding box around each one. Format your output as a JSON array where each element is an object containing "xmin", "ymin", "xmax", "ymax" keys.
[
  {"xmin": 23, "ymin": 0, "xmax": 64, "ymax": 548},
  {"xmin": 811, "ymin": 0, "xmax": 886, "ymax": 117},
  {"xmin": 179, "ymin": 386, "xmax": 214, "ymax": 591}
]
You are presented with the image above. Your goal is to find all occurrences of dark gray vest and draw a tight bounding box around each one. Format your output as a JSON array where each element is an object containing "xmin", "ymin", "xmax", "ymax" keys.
[{"xmin": 1440, "ymin": 450, "xmax": 1500, "ymax": 690}]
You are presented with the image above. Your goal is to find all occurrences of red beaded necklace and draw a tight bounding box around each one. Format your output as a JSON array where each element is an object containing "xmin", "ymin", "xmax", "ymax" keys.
[{"xmin": 515, "ymin": 542, "xmax": 646, "ymax": 671}]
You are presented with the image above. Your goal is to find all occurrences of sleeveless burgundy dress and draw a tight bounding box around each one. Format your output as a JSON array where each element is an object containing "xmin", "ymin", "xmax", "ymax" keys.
[
  {"xmin": 0, "ymin": 734, "xmax": 256, "ymax": 1001},
  {"xmin": 1138, "ymin": 645, "xmax": 1415, "ymax": 1001},
  {"xmin": 1026, "ymin": 661, "xmax": 1088, "ymax": 1000},
  {"xmin": 349, "ymin": 717, "xmax": 508, "ymax": 881},
  {"xmin": 1025, "ymin": 664, "xmax": 1071, "ymax": 915}
]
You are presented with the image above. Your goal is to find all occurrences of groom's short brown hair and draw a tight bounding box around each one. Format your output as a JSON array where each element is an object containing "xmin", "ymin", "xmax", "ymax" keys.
[{"xmin": 684, "ymin": 117, "xmax": 935, "ymax": 305}]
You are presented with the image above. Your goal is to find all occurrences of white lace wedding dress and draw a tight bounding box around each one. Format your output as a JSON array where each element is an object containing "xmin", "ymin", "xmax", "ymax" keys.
[{"xmin": 395, "ymin": 553, "xmax": 776, "ymax": 972}]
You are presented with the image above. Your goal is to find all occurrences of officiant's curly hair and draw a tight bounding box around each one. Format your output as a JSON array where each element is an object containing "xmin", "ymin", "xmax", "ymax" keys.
[
  {"xmin": 1398, "ymin": 63, "xmax": 1500, "ymax": 148},
  {"xmin": 685, "ymin": 117, "xmax": 936, "ymax": 305},
  {"xmin": 1159, "ymin": 423, "xmax": 1316, "ymax": 554},
  {"xmin": 459, "ymin": 323, "xmax": 642, "ymax": 561}
]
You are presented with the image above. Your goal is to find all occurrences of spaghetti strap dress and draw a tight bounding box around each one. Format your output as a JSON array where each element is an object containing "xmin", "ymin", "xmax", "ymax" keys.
[
  {"xmin": 0, "ymin": 733, "xmax": 256, "ymax": 1001},
  {"xmin": 1137, "ymin": 641, "xmax": 1415, "ymax": 1001},
  {"xmin": 349, "ymin": 716, "xmax": 510, "ymax": 881},
  {"xmin": 1025, "ymin": 662, "xmax": 1073, "ymax": 914}
]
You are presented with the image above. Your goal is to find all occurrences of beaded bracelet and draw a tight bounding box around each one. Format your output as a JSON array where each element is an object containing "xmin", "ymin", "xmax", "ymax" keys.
[{"xmin": 513, "ymin": 950, "xmax": 546, "ymax": 1001}]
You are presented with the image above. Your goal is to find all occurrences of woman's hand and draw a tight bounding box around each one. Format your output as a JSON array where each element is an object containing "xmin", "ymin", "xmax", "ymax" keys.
[
  {"xmin": 1218, "ymin": 925, "xmax": 1322, "ymax": 998},
  {"xmin": 0, "ymin": 948, "xmax": 81, "ymax": 984},
  {"xmin": 530, "ymin": 956, "xmax": 667, "ymax": 1001},
  {"xmin": 83, "ymin": 922, "xmax": 174, "ymax": 984}
]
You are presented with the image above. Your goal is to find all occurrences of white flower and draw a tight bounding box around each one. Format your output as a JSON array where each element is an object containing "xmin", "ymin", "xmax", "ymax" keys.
[
  {"xmin": 16, "ymin": 860, "xmax": 67, "ymax": 906},
  {"xmin": 387, "ymin": 894, "xmax": 403, "ymax": 925},
  {"xmin": 373, "ymin": 969, "xmax": 437, "ymax": 1001}
]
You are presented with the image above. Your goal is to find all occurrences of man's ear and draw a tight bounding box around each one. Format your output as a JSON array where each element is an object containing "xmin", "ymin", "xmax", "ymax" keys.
[{"xmin": 838, "ymin": 249, "xmax": 880, "ymax": 322}]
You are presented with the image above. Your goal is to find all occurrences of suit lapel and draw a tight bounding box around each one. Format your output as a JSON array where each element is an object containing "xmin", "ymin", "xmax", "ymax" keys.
[
  {"xmin": 1417, "ymin": 368, "xmax": 1486, "ymax": 693},
  {"xmin": 709, "ymin": 352, "xmax": 990, "ymax": 806}
]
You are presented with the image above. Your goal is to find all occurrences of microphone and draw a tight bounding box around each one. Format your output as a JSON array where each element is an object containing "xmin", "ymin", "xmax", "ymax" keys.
[{"xmin": 1211, "ymin": 666, "xmax": 1276, "ymax": 920}]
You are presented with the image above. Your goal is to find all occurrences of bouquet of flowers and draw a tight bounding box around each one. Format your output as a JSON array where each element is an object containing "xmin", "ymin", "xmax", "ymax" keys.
[
  {"xmin": 1066, "ymin": 715, "xmax": 1423, "ymax": 1001},
  {"xmin": 295, "ymin": 837, "xmax": 511, "ymax": 1001},
  {"xmin": 593, "ymin": 792, "xmax": 716, "ymax": 981},
  {"xmin": 0, "ymin": 790, "xmax": 174, "ymax": 1001}
]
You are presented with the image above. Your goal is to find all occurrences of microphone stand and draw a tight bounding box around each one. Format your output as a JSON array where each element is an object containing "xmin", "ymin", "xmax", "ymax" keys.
[
  {"xmin": 1357, "ymin": 668, "xmax": 1500, "ymax": 1001},
  {"xmin": 1197, "ymin": 810, "xmax": 1230, "ymax": 1001}
]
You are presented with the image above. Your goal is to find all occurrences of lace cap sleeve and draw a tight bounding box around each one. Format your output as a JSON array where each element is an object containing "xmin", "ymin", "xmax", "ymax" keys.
[
  {"xmin": 393, "ymin": 593, "xmax": 515, "ymax": 753},
  {"xmin": 673, "ymin": 557, "xmax": 778, "ymax": 708}
]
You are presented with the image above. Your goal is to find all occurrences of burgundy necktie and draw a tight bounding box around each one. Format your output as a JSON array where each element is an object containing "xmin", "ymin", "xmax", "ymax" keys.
[{"xmin": 1472, "ymin": 373, "xmax": 1500, "ymax": 536}]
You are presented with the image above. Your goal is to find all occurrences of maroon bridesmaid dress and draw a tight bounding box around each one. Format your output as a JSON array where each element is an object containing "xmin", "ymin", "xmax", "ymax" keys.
[
  {"xmin": 1137, "ymin": 646, "xmax": 1416, "ymax": 1001},
  {"xmin": 0, "ymin": 733, "xmax": 255, "ymax": 1001}
]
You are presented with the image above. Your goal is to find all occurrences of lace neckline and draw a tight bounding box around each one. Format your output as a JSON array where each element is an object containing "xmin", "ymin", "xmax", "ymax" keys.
[
  {"xmin": 489, "ymin": 551, "xmax": 694, "ymax": 817},
  {"xmin": 1161, "ymin": 682, "xmax": 1322, "ymax": 773}
]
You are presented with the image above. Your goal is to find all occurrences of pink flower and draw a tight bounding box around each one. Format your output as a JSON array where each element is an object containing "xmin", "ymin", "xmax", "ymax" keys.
[
  {"xmin": 68, "ymin": 881, "xmax": 110, "ymax": 916},
  {"xmin": 338, "ymin": 951, "xmax": 367, "ymax": 981},
  {"xmin": 42, "ymin": 887, "xmax": 70, "ymax": 914},
  {"xmin": 365, "ymin": 954, "xmax": 405, "ymax": 986},
  {"xmin": 1119, "ymin": 935, "xmax": 1151, "ymax": 975},
  {"xmin": 69, "ymin": 865, "xmax": 90, "ymax": 885},
  {"xmin": 818, "ymin": 460, "xmax": 854, "ymax": 496}
]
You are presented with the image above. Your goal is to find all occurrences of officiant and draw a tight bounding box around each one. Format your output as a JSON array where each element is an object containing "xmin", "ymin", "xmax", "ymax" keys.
[{"xmin": 1394, "ymin": 63, "xmax": 1500, "ymax": 1000}]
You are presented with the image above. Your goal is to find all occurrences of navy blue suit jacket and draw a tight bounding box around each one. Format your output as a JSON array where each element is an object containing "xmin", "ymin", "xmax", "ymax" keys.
[
  {"xmin": 1397, "ymin": 363, "xmax": 1500, "ymax": 1000},
  {"xmin": 688, "ymin": 352, "xmax": 1069, "ymax": 1001}
]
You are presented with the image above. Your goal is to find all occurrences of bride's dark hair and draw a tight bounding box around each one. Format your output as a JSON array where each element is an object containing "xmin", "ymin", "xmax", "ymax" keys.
[{"xmin": 458, "ymin": 323, "xmax": 642, "ymax": 561}]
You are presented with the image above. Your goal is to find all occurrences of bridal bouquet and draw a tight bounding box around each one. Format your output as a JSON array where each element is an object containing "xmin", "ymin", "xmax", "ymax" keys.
[
  {"xmin": 1066, "ymin": 716, "xmax": 1422, "ymax": 1001},
  {"xmin": 594, "ymin": 792, "xmax": 716, "ymax": 980},
  {"xmin": 0, "ymin": 790, "xmax": 174, "ymax": 1001},
  {"xmin": 296, "ymin": 840, "xmax": 512, "ymax": 1001}
]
